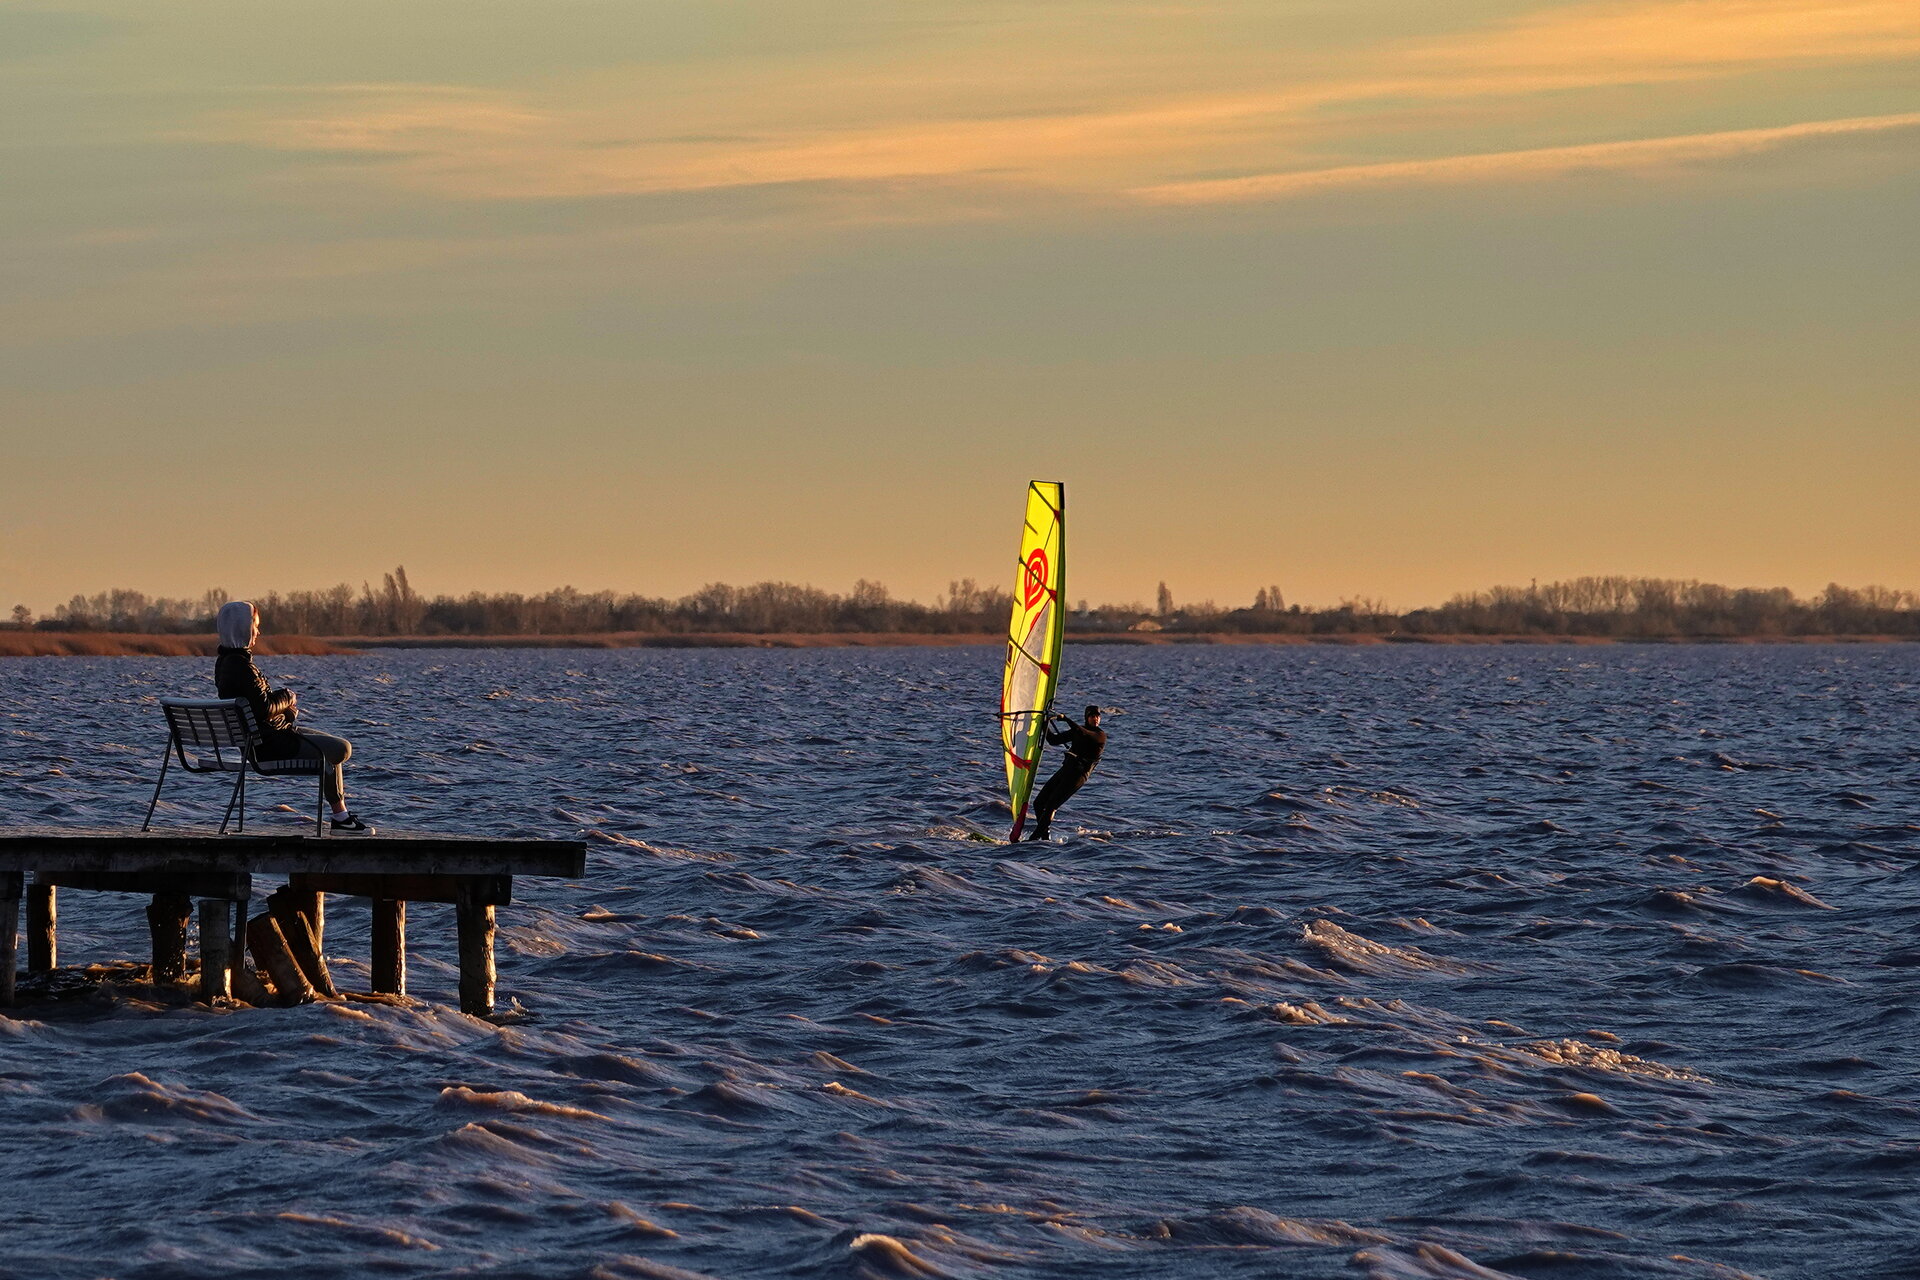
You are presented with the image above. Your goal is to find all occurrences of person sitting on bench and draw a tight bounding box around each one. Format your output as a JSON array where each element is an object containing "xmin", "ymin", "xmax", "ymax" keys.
[{"xmin": 214, "ymin": 600, "xmax": 374, "ymax": 835}]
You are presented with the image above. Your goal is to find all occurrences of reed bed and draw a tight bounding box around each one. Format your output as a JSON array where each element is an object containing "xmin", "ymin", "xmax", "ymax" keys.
[{"xmin": 0, "ymin": 633, "xmax": 349, "ymax": 658}]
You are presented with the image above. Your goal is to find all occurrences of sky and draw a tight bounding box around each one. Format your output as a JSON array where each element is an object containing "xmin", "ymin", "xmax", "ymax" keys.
[{"xmin": 2, "ymin": 0, "xmax": 1916, "ymax": 614}]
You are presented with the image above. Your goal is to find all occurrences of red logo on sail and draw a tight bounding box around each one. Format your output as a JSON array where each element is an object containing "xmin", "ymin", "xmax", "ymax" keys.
[{"xmin": 1022, "ymin": 549, "xmax": 1050, "ymax": 609}]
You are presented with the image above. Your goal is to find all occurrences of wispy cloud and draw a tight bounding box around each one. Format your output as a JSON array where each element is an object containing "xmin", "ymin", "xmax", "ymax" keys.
[
  {"xmin": 1136, "ymin": 112, "xmax": 1920, "ymax": 203},
  {"xmin": 267, "ymin": 87, "xmax": 549, "ymax": 155},
  {"xmin": 229, "ymin": 0, "xmax": 1920, "ymax": 211},
  {"xmin": 1417, "ymin": 0, "xmax": 1920, "ymax": 78}
]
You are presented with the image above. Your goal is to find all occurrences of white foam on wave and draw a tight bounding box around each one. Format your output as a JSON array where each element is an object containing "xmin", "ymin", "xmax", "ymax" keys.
[
  {"xmin": 1735, "ymin": 875, "xmax": 1836, "ymax": 909},
  {"xmin": 1501, "ymin": 1038, "xmax": 1711, "ymax": 1085},
  {"xmin": 1146, "ymin": 1205, "xmax": 1391, "ymax": 1247},
  {"xmin": 1354, "ymin": 1242, "xmax": 1526, "ymax": 1279},
  {"xmin": 437, "ymin": 1084, "xmax": 610, "ymax": 1121},
  {"xmin": 1302, "ymin": 920, "xmax": 1482, "ymax": 977},
  {"xmin": 70, "ymin": 1071, "xmax": 259, "ymax": 1127},
  {"xmin": 267, "ymin": 1212, "xmax": 441, "ymax": 1251}
]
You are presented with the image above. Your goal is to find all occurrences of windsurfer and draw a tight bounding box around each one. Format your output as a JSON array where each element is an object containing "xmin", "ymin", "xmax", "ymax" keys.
[{"xmin": 1027, "ymin": 705, "xmax": 1105, "ymax": 841}]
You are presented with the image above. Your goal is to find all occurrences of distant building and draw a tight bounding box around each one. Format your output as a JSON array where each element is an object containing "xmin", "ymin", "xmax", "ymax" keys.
[{"xmin": 1129, "ymin": 618, "xmax": 1163, "ymax": 632}]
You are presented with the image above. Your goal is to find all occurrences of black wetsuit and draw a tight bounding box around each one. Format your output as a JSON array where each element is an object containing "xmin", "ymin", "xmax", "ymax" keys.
[{"xmin": 1028, "ymin": 717, "xmax": 1106, "ymax": 841}]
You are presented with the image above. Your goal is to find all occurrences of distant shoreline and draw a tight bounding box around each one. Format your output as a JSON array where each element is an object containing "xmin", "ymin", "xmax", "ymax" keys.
[
  {"xmin": 0, "ymin": 634, "xmax": 352, "ymax": 658},
  {"xmin": 4, "ymin": 631, "xmax": 1917, "ymax": 657}
]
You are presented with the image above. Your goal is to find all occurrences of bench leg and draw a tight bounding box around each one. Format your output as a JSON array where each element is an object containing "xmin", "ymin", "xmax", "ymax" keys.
[
  {"xmin": 26, "ymin": 883, "xmax": 55, "ymax": 974},
  {"xmin": 220, "ymin": 769, "xmax": 246, "ymax": 835},
  {"xmin": 456, "ymin": 884, "xmax": 495, "ymax": 1017},
  {"xmin": 142, "ymin": 745, "xmax": 173, "ymax": 831},
  {"xmin": 198, "ymin": 899, "xmax": 232, "ymax": 1002},
  {"xmin": 371, "ymin": 899, "xmax": 406, "ymax": 996},
  {"xmin": 0, "ymin": 873, "xmax": 20, "ymax": 1008}
]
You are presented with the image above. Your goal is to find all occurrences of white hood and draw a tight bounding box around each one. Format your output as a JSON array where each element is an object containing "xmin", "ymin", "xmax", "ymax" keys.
[{"xmin": 216, "ymin": 601, "xmax": 255, "ymax": 650}]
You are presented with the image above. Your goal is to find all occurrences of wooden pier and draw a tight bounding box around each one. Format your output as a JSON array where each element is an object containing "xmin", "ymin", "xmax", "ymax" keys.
[{"xmin": 0, "ymin": 830, "xmax": 586, "ymax": 1016}]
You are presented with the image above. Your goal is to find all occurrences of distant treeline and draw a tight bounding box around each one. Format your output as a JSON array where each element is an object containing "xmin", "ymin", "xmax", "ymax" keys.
[
  {"xmin": 11, "ymin": 570, "xmax": 1920, "ymax": 639},
  {"xmin": 1408, "ymin": 579, "xmax": 1919, "ymax": 639},
  {"xmin": 14, "ymin": 570, "xmax": 1016, "ymax": 637}
]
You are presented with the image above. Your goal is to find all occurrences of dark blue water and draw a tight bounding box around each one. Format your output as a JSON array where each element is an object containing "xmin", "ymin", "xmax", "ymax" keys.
[{"xmin": 3, "ymin": 644, "xmax": 1918, "ymax": 1279}]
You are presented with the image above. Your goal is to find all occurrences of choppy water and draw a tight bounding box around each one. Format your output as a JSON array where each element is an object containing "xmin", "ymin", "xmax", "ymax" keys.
[{"xmin": 3, "ymin": 644, "xmax": 1919, "ymax": 1280}]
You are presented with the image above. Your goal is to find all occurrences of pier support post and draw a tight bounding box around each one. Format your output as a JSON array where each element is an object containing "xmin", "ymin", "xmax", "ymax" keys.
[
  {"xmin": 267, "ymin": 889, "xmax": 336, "ymax": 998},
  {"xmin": 198, "ymin": 898, "xmax": 231, "ymax": 1002},
  {"xmin": 26, "ymin": 882, "xmax": 55, "ymax": 974},
  {"xmin": 371, "ymin": 899, "xmax": 406, "ymax": 996},
  {"xmin": 456, "ymin": 882, "xmax": 495, "ymax": 1017},
  {"xmin": 0, "ymin": 872, "xmax": 21, "ymax": 1008},
  {"xmin": 246, "ymin": 913, "xmax": 317, "ymax": 1005},
  {"xmin": 147, "ymin": 892, "xmax": 192, "ymax": 985},
  {"xmin": 285, "ymin": 888, "xmax": 323, "ymax": 953}
]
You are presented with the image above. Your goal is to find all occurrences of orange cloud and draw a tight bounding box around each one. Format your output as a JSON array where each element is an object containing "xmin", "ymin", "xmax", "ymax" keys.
[
  {"xmin": 1134, "ymin": 111, "xmax": 1920, "ymax": 203},
  {"xmin": 1420, "ymin": 0, "xmax": 1920, "ymax": 77},
  {"xmin": 231, "ymin": 0, "xmax": 1920, "ymax": 207}
]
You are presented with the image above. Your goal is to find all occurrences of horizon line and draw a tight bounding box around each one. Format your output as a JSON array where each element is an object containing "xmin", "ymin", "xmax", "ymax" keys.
[{"xmin": 19, "ymin": 571, "xmax": 1919, "ymax": 623}]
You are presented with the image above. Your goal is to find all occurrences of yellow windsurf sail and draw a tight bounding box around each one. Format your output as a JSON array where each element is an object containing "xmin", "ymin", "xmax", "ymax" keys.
[{"xmin": 1001, "ymin": 480, "xmax": 1065, "ymax": 842}]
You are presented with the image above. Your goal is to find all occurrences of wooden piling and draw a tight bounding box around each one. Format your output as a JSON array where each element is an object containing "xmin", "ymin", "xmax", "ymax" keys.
[
  {"xmin": 371, "ymin": 899, "xmax": 406, "ymax": 996},
  {"xmin": 0, "ymin": 872, "xmax": 20, "ymax": 1008},
  {"xmin": 26, "ymin": 883, "xmax": 55, "ymax": 973},
  {"xmin": 232, "ymin": 963, "xmax": 274, "ymax": 1008},
  {"xmin": 285, "ymin": 888, "xmax": 324, "ymax": 953},
  {"xmin": 198, "ymin": 898, "xmax": 231, "ymax": 1002},
  {"xmin": 455, "ymin": 883, "xmax": 496, "ymax": 1017},
  {"xmin": 246, "ymin": 913, "xmax": 317, "ymax": 1005},
  {"xmin": 147, "ymin": 892, "xmax": 192, "ymax": 984},
  {"xmin": 267, "ymin": 889, "xmax": 336, "ymax": 999}
]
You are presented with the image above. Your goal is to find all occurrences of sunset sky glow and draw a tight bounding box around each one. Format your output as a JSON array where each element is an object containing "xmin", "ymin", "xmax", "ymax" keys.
[{"xmin": 3, "ymin": 0, "xmax": 1916, "ymax": 613}]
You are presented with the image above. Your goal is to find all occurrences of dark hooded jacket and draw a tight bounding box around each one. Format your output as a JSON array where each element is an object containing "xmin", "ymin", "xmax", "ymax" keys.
[
  {"xmin": 1044, "ymin": 718, "xmax": 1106, "ymax": 780},
  {"xmin": 214, "ymin": 646, "xmax": 302, "ymax": 758}
]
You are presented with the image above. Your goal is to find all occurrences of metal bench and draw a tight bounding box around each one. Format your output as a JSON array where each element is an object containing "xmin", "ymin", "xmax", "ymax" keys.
[{"xmin": 143, "ymin": 698, "xmax": 326, "ymax": 836}]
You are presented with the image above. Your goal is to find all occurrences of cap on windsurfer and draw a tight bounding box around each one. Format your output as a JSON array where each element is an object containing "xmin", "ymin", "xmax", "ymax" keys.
[{"xmin": 1027, "ymin": 705, "xmax": 1105, "ymax": 841}]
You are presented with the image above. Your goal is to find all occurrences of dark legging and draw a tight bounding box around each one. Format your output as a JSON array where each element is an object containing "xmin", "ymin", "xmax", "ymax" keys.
[
  {"xmin": 290, "ymin": 731, "xmax": 351, "ymax": 808},
  {"xmin": 1029, "ymin": 767, "xmax": 1089, "ymax": 841}
]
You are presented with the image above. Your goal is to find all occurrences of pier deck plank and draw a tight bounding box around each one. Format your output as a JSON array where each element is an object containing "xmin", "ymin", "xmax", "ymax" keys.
[{"xmin": 0, "ymin": 829, "xmax": 584, "ymax": 878}]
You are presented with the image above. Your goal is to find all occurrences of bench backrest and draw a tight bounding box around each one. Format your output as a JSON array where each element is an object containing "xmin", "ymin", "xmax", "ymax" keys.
[{"xmin": 159, "ymin": 698, "xmax": 262, "ymax": 754}]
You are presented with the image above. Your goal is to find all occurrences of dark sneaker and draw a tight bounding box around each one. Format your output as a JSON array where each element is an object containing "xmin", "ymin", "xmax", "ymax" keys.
[{"xmin": 330, "ymin": 815, "xmax": 376, "ymax": 836}]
